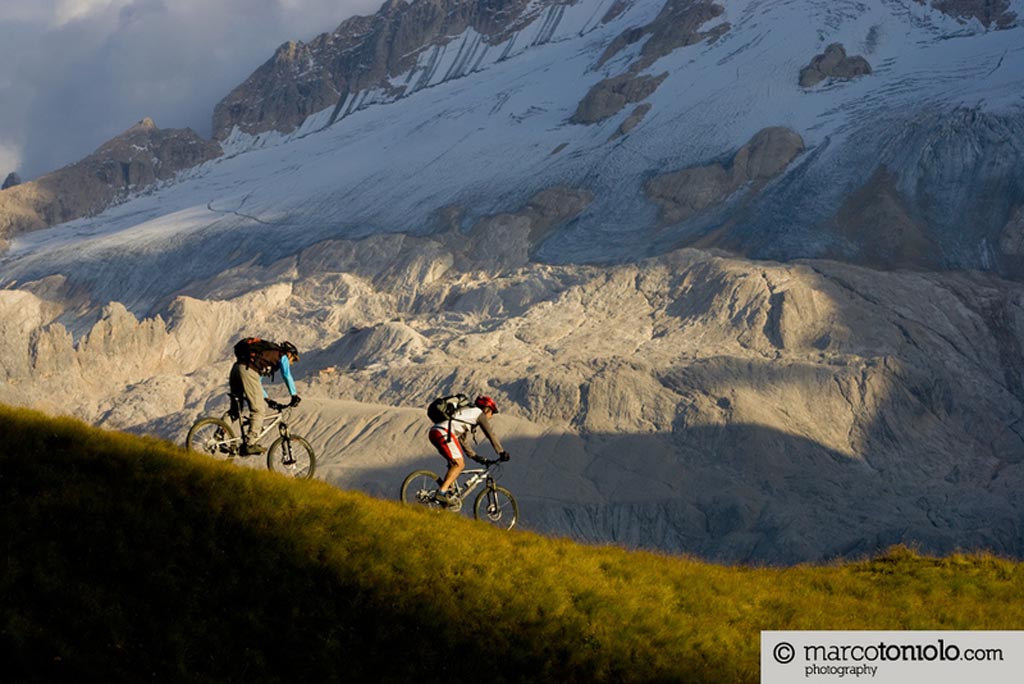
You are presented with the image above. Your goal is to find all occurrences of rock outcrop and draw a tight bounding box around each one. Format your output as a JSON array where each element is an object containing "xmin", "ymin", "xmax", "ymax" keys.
[
  {"xmin": 212, "ymin": 0, "xmax": 545, "ymax": 139},
  {"xmin": 609, "ymin": 104, "xmax": 652, "ymax": 140},
  {"xmin": 0, "ymin": 119, "xmax": 221, "ymax": 242},
  {"xmin": 645, "ymin": 127, "xmax": 805, "ymax": 224},
  {"xmin": 596, "ymin": 0, "xmax": 727, "ymax": 69},
  {"xmin": 825, "ymin": 166, "xmax": 941, "ymax": 270},
  {"xmin": 915, "ymin": 0, "xmax": 1018, "ymax": 28},
  {"xmin": 573, "ymin": 0, "xmax": 727, "ymax": 125},
  {"xmin": 570, "ymin": 73, "xmax": 667, "ymax": 125},
  {"xmin": 1000, "ymin": 206, "xmax": 1024, "ymax": 257},
  {"xmin": 2, "ymin": 173, "xmax": 21, "ymax": 190},
  {"xmin": 799, "ymin": 43, "xmax": 872, "ymax": 87},
  {"xmin": 462, "ymin": 185, "xmax": 594, "ymax": 265}
]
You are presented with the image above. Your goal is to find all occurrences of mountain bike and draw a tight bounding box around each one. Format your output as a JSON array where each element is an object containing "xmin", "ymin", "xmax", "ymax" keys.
[
  {"xmin": 399, "ymin": 459, "xmax": 518, "ymax": 530},
  {"xmin": 185, "ymin": 398, "xmax": 316, "ymax": 479}
]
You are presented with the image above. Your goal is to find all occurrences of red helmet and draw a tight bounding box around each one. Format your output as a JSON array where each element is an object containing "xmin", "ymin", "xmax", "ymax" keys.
[{"xmin": 474, "ymin": 395, "xmax": 498, "ymax": 413}]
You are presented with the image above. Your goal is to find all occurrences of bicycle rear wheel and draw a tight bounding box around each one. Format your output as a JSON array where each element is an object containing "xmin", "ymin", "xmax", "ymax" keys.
[
  {"xmin": 186, "ymin": 417, "xmax": 239, "ymax": 461},
  {"xmin": 400, "ymin": 470, "xmax": 442, "ymax": 507},
  {"xmin": 474, "ymin": 485, "xmax": 518, "ymax": 530},
  {"xmin": 267, "ymin": 435, "xmax": 316, "ymax": 479}
]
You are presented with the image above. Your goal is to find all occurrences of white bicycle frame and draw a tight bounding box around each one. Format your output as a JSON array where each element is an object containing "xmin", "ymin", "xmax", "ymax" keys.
[
  {"xmin": 449, "ymin": 468, "xmax": 491, "ymax": 500},
  {"xmin": 440, "ymin": 463, "xmax": 508, "ymax": 515},
  {"xmin": 228, "ymin": 410, "xmax": 287, "ymax": 446}
]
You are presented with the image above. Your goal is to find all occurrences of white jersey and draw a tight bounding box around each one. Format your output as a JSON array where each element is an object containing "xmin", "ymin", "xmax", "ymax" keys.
[{"xmin": 433, "ymin": 405, "xmax": 482, "ymax": 439}]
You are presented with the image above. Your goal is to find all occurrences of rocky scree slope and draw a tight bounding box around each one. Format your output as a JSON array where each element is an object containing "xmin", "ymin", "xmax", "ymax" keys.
[{"xmin": 2, "ymin": 230, "xmax": 1023, "ymax": 563}]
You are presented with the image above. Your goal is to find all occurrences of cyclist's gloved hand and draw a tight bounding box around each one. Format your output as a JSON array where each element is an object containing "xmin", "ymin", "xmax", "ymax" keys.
[
  {"xmin": 266, "ymin": 399, "xmax": 284, "ymax": 411},
  {"xmin": 499, "ymin": 451, "xmax": 510, "ymax": 462},
  {"xmin": 289, "ymin": 395, "xmax": 302, "ymax": 407}
]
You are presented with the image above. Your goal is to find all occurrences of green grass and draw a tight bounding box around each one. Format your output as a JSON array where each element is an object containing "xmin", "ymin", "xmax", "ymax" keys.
[{"xmin": 2, "ymin": 403, "xmax": 1023, "ymax": 683}]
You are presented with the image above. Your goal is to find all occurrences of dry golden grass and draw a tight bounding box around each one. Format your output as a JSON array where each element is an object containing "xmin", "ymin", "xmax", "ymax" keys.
[{"xmin": 2, "ymin": 403, "xmax": 1023, "ymax": 682}]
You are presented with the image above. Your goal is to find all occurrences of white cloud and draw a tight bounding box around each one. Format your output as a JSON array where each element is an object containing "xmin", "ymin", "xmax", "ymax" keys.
[
  {"xmin": 54, "ymin": 0, "xmax": 125, "ymax": 26},
  {"xmin": 0, "ymin": 142, "xmax": 21, "ymax": 180},
  {"xmin": 0, "ymin": 0, "xmax": 124, "ymax": 27},
  {"xmin": 0, "ymin": 0, "xmax": 383, "ymax": 180}
]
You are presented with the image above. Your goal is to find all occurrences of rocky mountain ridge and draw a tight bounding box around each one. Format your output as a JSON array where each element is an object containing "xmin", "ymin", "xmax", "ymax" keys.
[
  {"xmin": 214, "ymin": 0, "xmax": 1019, "ymax": 140},
  {"xmin": 0, "ymin": 119, "xmax": 221, "ymax": 245},
  {"xmin": 212, "ymin": 0, "xmax": 545, "ymax": 140}
]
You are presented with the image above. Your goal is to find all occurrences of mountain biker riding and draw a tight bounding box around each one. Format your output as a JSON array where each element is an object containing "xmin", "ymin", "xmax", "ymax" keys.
[
  {"xmin": 229, "ymin": 340, "xmax": 301, "ymax": 455},
  {"xmin": 429, "ymin": 395, "xmax": 509, "ymax": 505}
]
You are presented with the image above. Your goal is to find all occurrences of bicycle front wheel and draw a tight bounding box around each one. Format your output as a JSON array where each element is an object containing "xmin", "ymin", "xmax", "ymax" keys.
[
  {"xmin": 474, "ymin": 485, "xmax": 518, "ymax": 530},
  {"xmin": 186, "ymin": 417, "xmax": 239, "ymax": 460},
  {"xmin": 400, "ymin": 470, "xmax": 442, "ymax": 507},
  {"xmin": 267, "ymin": 435, "xmax": 316, "ymax": 479}
]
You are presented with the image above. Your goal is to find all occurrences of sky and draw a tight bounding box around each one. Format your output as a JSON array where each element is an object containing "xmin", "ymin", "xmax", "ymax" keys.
[{"xmin": 0, "ymin": 0, "xmax": 382, "ymax": 182}]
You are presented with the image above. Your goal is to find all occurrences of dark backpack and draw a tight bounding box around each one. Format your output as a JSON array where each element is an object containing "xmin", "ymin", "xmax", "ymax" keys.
[
  {"xmin": 233, "ymin": 337, "xmax": 285, "ymax": 376},
  {"xmin": 427, "ymin": 393, "xmax": 471, "ymax": 424}
]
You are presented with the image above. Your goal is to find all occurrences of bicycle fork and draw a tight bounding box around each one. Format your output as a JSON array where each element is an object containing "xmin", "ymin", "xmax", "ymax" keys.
[
  {"xmin": 278, "ymin": 422, "xmax": 296, "ymax": 465},
  {"xmin": 482, "ymin": 475, "xmax": 502, "ymax": 518}
]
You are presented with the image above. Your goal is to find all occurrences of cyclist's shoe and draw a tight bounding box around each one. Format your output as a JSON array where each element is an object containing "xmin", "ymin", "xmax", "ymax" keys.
[
  {"xmin": 433, "ymin": 490, "xmax": 454, "ymax": 506},
  {"xmin": 241, "ymin": 443, "xmax": 266, "ymax": 456}
]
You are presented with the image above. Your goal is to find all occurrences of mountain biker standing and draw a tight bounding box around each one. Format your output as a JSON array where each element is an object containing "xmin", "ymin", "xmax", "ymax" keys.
[
  {"xmin": 229, "ymin": 340, "xmax": 301, "ymax": 455},
  {"xmin": 429, "ymin": 395, "xmax": 509, "ymax": 504}
]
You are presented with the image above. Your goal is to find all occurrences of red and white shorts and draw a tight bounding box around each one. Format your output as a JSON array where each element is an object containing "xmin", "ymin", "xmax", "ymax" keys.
[{"xmin": 429, "ymin": 426, "xmax": 465, "ymax": 465}]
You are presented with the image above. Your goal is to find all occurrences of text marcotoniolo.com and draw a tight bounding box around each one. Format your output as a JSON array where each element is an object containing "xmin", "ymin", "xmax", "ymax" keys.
[{"xmin": 761, "ymin": 631, "xmax": 1022, "ymax": 684}]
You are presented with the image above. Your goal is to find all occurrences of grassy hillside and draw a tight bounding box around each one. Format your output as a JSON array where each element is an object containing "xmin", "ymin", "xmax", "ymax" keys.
[{"xmin": 2, "ymin": 404, "xmax": 1024, "ymax": 683}]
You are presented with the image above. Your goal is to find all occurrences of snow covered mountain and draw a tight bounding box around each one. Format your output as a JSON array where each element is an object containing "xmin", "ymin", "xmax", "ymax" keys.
[
  {"xmin": 2, "ymin": 0, "xmax": 1024, "ymax": 563},
  {"xmin": 5, "ymin": 0, "xmax": 1024, "ymax": 298}
]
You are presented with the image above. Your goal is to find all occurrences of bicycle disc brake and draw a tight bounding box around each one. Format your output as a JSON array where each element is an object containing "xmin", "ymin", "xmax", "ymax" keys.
[{"xmin": 485, "ymin": 493, "xmax": 502, "ymax": 520}]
